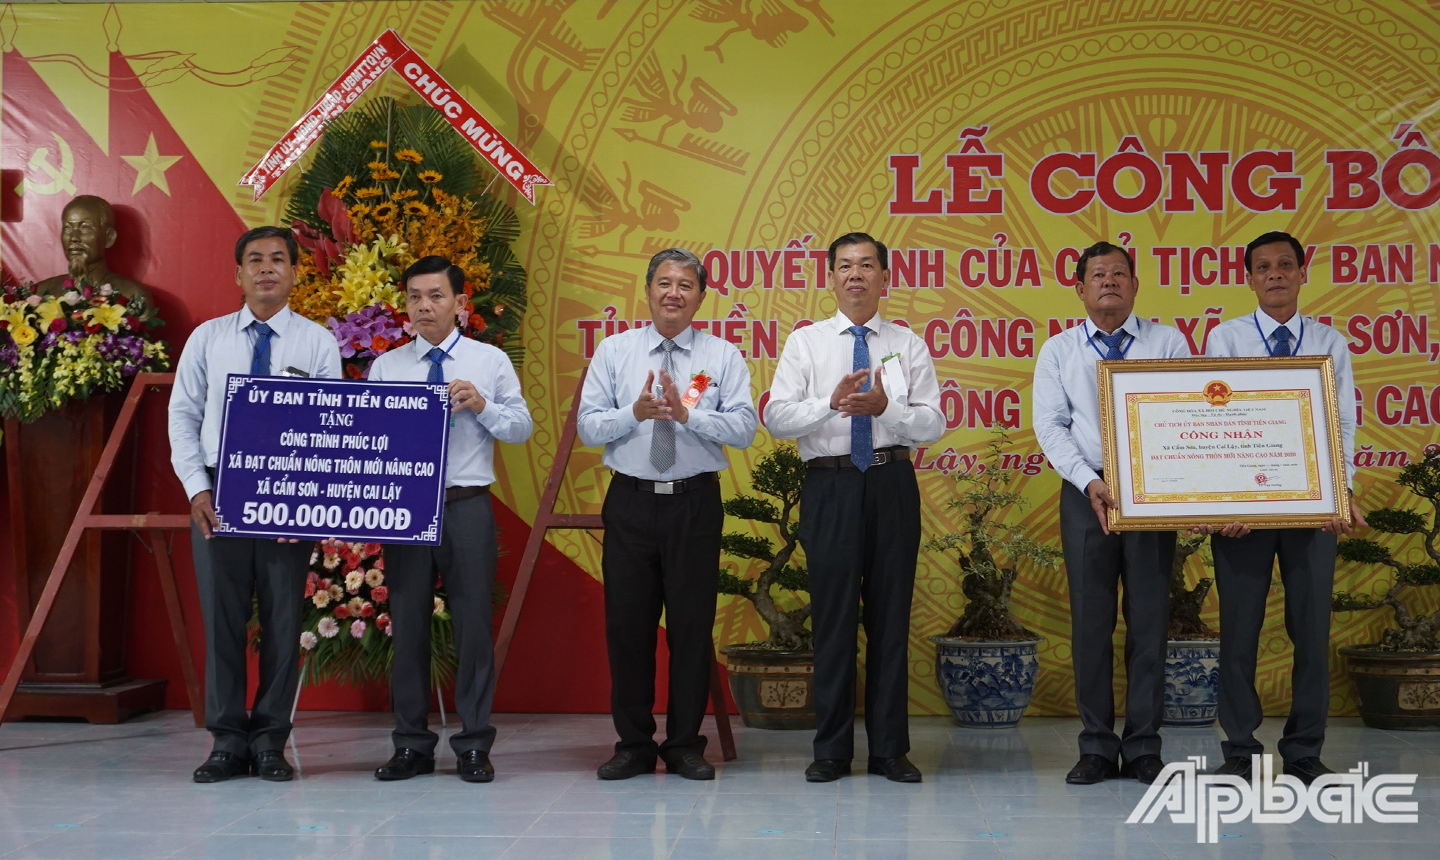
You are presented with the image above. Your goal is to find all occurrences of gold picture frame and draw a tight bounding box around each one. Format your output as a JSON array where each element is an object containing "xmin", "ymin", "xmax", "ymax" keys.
[{"xmin": 1097, "ymin": 356, "xmax": 1350, "ymax": 531}]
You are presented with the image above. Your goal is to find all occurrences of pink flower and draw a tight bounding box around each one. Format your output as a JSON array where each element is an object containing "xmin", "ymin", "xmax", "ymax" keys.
[
  {"xmin": 370, "ymin": 585, "xmax": 388, "ymax": 604},
  {"xmin": 349, "ymin": 619, "xmax": 366, "ymax": 638},
  {"xmin": 360, "ymin": 602, "xmax": 375, "ymax": 618},
  {"xmin": 304, "ymin": 582, "xmax": 316, "ymax": 598}
]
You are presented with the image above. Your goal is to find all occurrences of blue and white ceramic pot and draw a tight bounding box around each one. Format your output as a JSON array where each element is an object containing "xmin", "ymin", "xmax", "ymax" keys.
[
  {"xmin": 1163, "ymin": 639, "xmax": 1221, "ymax": 727},
  {"xmin": 929, "ymin": 635, "xmax": 1043, "ymax": 728}
]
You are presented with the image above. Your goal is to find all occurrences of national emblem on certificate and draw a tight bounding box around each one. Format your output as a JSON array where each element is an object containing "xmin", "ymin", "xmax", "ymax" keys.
[{"xmin": 1097, "ymin": 356, "xmax": 1350, "ymax": 531}]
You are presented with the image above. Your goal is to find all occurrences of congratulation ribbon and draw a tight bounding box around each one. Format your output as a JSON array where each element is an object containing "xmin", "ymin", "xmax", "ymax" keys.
[{"xmin": 238, "ymin": 29, "xmax": 552, "ymax": 204}]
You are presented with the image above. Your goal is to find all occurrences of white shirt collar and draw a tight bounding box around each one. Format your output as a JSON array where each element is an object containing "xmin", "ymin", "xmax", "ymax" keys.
[
  {"xmin": 830, "ymin": 309, "xmax": 883, "ymax": 334},
  {"xmin": 237, "ymin": 304, "xmax": 294, "ymax": 335},
  {"xmin": 646, "ymin": 323, "xmax": 696, "ymax": 351},
  {"xmin": 1086, "ymin": 312, "xmax": 1140, "ymax": 341},
  {"xmin": 411, "ymin": 327, "xmax": 462, "ymax": 360},
  {"xmin": 1253, "ymin": 308, "xmax": 1302, "ymax": 340}
]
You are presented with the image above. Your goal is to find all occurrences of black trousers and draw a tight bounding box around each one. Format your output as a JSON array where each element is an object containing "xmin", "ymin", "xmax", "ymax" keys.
[
  {"xmin": 1058, "ymin": 481, "xmax": 1174, "ymax": 762},
  {"xmin": 800, "ymin": 460, "xmax": 920, "ymax": 761},
  {"xmin": 191, "ymin": 526, "xmax": 311, "ymax": 756},
  {"xmin": 1211, "ymin": 528, "xmax": 1336, "ymax": 764},
  {"xmin": 384, "ymin": 492, "xmax": 499, "ymax": 756},
  {"xmin": 601, "ymin": 478, "xmax": 722, "ymax": 761}
]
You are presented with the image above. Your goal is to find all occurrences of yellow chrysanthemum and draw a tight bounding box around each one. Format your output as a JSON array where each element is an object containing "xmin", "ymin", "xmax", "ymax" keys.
[
  {"xmin": 88, "ymin": 304, "xmax": 127, "ymax": 332},
  {"xmin": 394, "ymin": 149, "xmax": 423, "ymax": 163},
  {"xmin": 366, "ymin": 160, "xmax": 388, "ymax": 171},
  {"xmin": 391, "ymin": 189, "xmax": 418, "ymax": 201},
  {"xmin": 348, "ymin": 203, "xmax": 372, "ymax": 219},
  {"xmin": 333, "ymin": 175, "xmax": 355, "ymax": 197},
  {"xmin": 417, "ymin": 170, "xmax": 442, "ymax": 184},
  {"xmin": 370, "ymin": 168, "xmax": 400, "ymax": 181},
  {"xmin": 403, "ymin": 202, "xmax": 430, "ymax": 217},
  {"xmin": 369, "ymin": 140, "xmax": 388, "ymax": 149},
  {"xmin": 355, "ymin": 187, "xmax": 384, "ymax": 199},
  {"xmin": 371, "ymin": 202, "xmax": 398, "ymax": 220},
  {"xmin": 10, "ymin": 323, "xmax": 37, "ymax": 347}
]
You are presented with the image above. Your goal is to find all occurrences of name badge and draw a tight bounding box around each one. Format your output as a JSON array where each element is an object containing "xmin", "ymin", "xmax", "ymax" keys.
[{"xmin": 681, "ymin": 370, "xmax": 712, "ymax": 408}]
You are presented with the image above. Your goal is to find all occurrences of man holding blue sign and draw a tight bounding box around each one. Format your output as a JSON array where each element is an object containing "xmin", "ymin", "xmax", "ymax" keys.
[
  {"xmin": 370, "ymin": 256, "xmax": 532, "ymax": 783},
  {"xmin": 169, "ymin": 226, "xmax": 341, "ymax": 783}
]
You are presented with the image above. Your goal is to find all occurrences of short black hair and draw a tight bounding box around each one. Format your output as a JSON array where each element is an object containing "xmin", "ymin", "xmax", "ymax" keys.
[
  {"xmin": 1074, "ymin": 240, "xmax": 1134, "ymax": 281},
  {"xmin": 234, "ymin": 226, "xmax": 299, "ymax": 265},
  {"xmin": 827, "ymin": 232, "xmax": 889, "ymax": 272},
  {"xmin": 1244, "ymin": 230, "xmax": 1306, "ymax": 272},
  {"xmin": 401, "ymin": 255, "xmax": 465, "ymax": 295},
  {"xmin": 645, "ymin": 248, "xmax": 707, "ymax": 292}
]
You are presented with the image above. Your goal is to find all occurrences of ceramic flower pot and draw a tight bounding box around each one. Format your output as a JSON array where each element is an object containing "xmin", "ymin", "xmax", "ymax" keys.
[
  {"xmin": 1339, "ymin": 646, "xmax": 1440, "ymax": 730},
  {"xmin": 929, "ymin": 635, "xmax": 1043, "ymax": 728},
  {"xmin": 1163, "ymin": 638, "xmax": 1221, "ymax": 727},
  {"xmin": 719, "ymin": 645, "xmax": 816, "ymax": 730}
]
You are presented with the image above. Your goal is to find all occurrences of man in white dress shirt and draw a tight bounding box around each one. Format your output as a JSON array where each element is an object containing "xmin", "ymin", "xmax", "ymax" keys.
[
  {"xmin": 369, "ymin": 256, "xmax": 533, "ymax": 783},
  {"xmin": 169, "ymin": 226, "xmax": 342, "ymax": 782},
  {"xmin": 1033, "ymin": 241, "xmax": 1190, "ymax": 786},
  {"xmin": 578, "ymin": 248, "xmax": 758, "ymax": 781},
  {"xmin": 1203, "ymin": 231, "xmax": 1364, "ymax": 785},
  {"xmin": 767, "ymin": 232, "xmax": 943, "ymax": 783}
]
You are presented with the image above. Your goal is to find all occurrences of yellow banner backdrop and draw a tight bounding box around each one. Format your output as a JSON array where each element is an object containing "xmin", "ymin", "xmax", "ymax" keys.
[{"xmin": 3, "ymin": 1, "xmax": 1438, "ymax": 717}]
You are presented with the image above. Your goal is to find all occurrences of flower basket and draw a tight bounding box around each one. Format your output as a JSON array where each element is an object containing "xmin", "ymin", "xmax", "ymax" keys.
[{"xmin": 0, "ymin": 279, "xmax": 169, "ymax": 426}]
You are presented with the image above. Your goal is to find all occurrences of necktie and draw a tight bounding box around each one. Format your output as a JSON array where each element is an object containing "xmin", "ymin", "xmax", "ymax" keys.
[
  {"xmin": 1272, "ymin": 326, "xmax": 1293, "ymax": 357},
  {"xmin": 649, "ymin": 338, "xmax": 678, "ymax": 473},
  {"xmin": 1099, "ymin": 331, "xmax": 1127, "ymax": 360},
  {"xmin": 848, "ymin": 325, "xmax": 873, "ymax": 472},
  {"xmin": 426, "ymin": 347, "xmax": 446, "ymax": 383},
  {"xmin": 251, "ymin": 321, "xmax": 273, "ymax": 377}
]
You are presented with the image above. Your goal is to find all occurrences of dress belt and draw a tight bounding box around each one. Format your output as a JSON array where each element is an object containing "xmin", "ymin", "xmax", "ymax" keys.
[
  {"xmin": 805, "ymin": 445, "xmax": 911, "ymax": 470},
  {"xmin": 445, "ymin": 485, "xmax": 490, "ymax": 503},
  {"xmin": 611, "ymin": 471, "xmax": 719, "ymax": 495}
]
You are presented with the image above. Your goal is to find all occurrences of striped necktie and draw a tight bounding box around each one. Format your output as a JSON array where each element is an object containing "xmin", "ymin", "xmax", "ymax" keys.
[{"xmin": 649, "ymin": 338, "xmax": 678, "ymax": 473}]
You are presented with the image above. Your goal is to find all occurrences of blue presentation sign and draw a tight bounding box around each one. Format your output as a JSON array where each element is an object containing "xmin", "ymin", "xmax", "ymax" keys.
[{"xmin": 212, "ymin": 375, "xmax": 450, "ymax": 545}]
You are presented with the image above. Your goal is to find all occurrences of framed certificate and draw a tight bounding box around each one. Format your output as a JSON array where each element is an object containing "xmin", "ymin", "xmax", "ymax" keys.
[{"xmin": 1098, "ymin": 356, "xmax": 1350, "ymax": 531}]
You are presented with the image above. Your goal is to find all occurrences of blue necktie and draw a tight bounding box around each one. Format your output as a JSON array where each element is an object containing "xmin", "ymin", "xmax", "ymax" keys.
[
  {"xmin": 848, "ymin": 325, "xmax": 873, "ymax": 472},
  {"xmin": 1272, "ymin": 326, "xmax": 1292, "ymax": 357},
  {"xmin": 426, "ymin": 347, "xmax": 446, "ymax": 383},
  {"xmin": 250, "ymin": 322, "xmax": 273, "ymax": 376},
  {"xmin": 1099, "ymin": 331, "xmax": 1127, "ymax": 360}
]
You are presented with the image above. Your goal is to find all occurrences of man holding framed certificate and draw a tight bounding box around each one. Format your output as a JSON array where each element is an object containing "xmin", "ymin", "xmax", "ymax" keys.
[
  {"xmin": 1201, "ymin": 230, "xmax": 1365, "ymax": 785},
  {"xmin": 1033, "ymin": 240, "xmax": 1190, "ymax": 786}
]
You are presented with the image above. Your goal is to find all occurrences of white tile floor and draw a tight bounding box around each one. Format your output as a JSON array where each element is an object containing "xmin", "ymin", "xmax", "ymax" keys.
[{"xmin": 0, "ymin": 711, "xmax": 1437, "ymax": 859}]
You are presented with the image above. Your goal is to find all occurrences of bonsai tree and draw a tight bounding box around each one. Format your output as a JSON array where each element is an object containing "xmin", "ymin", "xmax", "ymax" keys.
[
  {"xmin": 1169, "ymin": 533, "xmax": 1217, "ymax": 638},
  {"xmin": 924, "ymin": 426, "xmax": 1061, "ymax": 639},
  {"xmin": 718, "ymin": 445, "xmax": 812, "ymax": 650},
  {"xmin": 1333, "ymin": 448, "xmax": 1440, "ymax": 651}
]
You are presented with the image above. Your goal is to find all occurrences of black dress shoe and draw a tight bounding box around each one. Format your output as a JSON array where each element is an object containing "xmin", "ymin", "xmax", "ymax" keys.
[
  {"xmin": 252, "ymin": 750, "xmax": 295, "ymax": 782},
  {"xmin": 804, "ymin": 759, "xmax": 851, "ymax": 782},
  {"xmin": 458, "ymin": 750, "xmax": 494, "ymax": 783},
  {"xmin": 375, "ymin": 748, "xmax": 436, "ymax": 781},
  {"xmin": 1212, "ymin": 755, "xmax": 1253, "ymax": 780},
  {"xmin": 1120, "ymin": 754, "xmax": 1165, "ymax": 785},
  {"xmin": 1065, "ymin": 754, "xmax": 1119, "ymax": 785},
  {"xmin": 1283, "ymin": 757, "xmax": 1334, "ymax": 785},
  {"xmin": 597, "ymin": 751, "xmax": 656, "ymax": 780},
  {"xmin": 193, "ymin": 751, "xmax": 250, "ymax": 783},
  {"xmin": 664, "ymin": 753, "xmax": 715, "ymax": 780},
  {"xmin": 868, "ymin": 755, "xmax": 922, "ymax": 783}
]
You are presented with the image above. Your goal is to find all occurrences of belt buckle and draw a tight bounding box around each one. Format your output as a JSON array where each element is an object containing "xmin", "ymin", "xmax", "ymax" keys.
[
  {"xmin": 653, "ymin": 480, "xmax": 676, "ymax": 495},
  {"xmin": 871, "ymin": 451, "xmax": 887, "ymax": 466}
]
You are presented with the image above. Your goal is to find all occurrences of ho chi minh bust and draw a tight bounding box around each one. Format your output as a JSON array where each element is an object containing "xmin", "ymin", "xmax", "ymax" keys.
[{"xmin": 33, "ymin": 195, "xmax": 154, "ymax": 306}]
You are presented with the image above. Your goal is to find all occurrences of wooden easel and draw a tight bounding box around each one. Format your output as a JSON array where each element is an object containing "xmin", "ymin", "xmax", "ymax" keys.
[
  {"xmin": 492, "ymin": 368, "xmax": 737, "ymax": 761},
  {"xmin": 0, "ymin": 373, "xmax": 203, "ymax": 726}
]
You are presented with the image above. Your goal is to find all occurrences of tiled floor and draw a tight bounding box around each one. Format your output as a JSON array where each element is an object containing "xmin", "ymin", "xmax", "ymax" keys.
[{"xmin": 0, "ymin": 711, "xmax": 1437, "ymax": 859}]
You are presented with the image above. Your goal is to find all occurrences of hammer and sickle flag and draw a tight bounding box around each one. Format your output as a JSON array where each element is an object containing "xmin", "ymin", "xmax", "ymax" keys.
[{"xmin": 16, "ymin": 131, "xmax": 77, "ymax": 197}]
